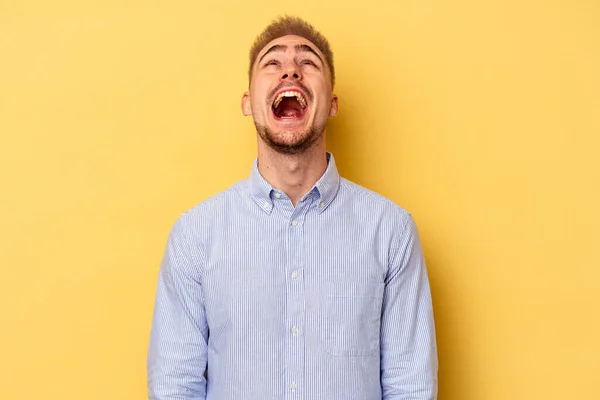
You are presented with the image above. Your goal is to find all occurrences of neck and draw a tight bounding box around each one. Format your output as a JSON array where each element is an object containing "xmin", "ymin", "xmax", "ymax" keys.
[{"xmin": 257, "ymin": 136, "xmax": 328, "ymax": 206}]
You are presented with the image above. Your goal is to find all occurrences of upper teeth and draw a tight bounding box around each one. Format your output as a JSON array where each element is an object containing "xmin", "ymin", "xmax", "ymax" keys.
[{"xmin": 273, "ymin": 91, "xmax": 307, "ymax": 109}]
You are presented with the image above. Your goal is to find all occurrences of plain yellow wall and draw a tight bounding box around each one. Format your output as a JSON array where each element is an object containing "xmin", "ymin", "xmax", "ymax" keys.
[{"xmin": 1, "ymin": 1, "xmax": 599, "ymax": 398}]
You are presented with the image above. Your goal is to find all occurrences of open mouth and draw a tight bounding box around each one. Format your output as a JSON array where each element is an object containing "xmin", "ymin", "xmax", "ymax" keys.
[{"xmin": 271, "ymin": 90, "xmax": 308, "ymax": 119}]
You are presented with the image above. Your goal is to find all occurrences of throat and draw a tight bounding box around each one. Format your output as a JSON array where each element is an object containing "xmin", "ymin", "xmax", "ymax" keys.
[{"xmin": 274, "ymin": 97, "xmax": 304, "ymax": 119}]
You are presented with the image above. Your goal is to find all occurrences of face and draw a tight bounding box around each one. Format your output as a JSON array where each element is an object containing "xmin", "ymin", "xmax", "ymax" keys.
[{"xmin": 242, "ymin": 35, "xmax": 338, "ymax": 155}]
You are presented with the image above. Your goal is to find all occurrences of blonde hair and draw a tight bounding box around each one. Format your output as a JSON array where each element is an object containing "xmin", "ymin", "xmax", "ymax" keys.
[{"xmin": 248, "ymin": 16, "xmax": 335, "ymax": 87}]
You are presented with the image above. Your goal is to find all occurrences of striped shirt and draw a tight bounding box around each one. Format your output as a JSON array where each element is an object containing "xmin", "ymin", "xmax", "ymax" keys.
[{"xmin": 147, "ymin": 153, "xmax": 438, "ymax": 399}]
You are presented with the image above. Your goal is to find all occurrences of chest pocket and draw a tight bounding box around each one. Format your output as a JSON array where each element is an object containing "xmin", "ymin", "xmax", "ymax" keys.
[{"xmin": 321, "ymin": 280, "xmax": 385, "ymax": 356}]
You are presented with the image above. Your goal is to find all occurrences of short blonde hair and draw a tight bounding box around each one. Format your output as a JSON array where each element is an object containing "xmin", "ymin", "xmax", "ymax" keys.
[{"xmin": 248, "ymin": 16, "xmax": 335, "ymax": 87}]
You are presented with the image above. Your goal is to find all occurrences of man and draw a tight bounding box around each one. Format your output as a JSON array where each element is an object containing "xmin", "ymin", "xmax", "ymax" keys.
[{"xmin": 148, "ymin": 16, "xmax": 438, "ymax": 399}]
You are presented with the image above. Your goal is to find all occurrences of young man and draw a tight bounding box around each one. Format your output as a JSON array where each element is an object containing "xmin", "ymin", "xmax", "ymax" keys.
[{"xmin": 148, "ymin": 16, "xmax": 438, "ymax": 400}]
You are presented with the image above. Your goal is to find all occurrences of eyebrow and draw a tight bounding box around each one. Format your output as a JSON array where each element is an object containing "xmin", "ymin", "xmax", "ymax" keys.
[
  {"xmin": 294, "ymin": 44, "xmax": 323, "ymax": 64},
  {"xmin": 258, "ymin": 44, "xmax": 287, "ymax": 63},
  {"xmin": 258, "ymin": 43, "xmax": 324, "ymax": 65}
]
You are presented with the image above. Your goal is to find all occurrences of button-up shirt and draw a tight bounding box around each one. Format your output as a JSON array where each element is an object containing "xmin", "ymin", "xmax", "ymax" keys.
[{"xmin": 148, "ymin": 153, "xmax": 438, "ymax": 399}]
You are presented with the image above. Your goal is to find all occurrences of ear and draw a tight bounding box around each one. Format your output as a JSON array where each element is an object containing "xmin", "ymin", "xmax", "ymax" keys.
[
  {"xmin": 329, "ymin": 94, "xmax": 339, "ymax": 117},
  {"xmin": 241, "ymin": 92, "xmax": 252, "ymax": 116}
]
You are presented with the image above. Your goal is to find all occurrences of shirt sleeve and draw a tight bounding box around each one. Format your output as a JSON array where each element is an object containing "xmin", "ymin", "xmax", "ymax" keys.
[
  {"xmin": 147, "ymin": 215, "xmax": 209, "ymax": 400},
  {"xmin": 380, "ymin": 215, "xmax": 438, "ymax": 399}
]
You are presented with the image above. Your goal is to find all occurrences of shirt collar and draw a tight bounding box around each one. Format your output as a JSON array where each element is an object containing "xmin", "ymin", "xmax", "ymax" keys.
[{"xmin": 249, "ymin": 152, "xmax": 341, "ymax": 214}]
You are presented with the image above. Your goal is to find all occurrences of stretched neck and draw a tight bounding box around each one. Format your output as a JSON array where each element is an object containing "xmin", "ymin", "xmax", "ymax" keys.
[{"xmin": 257, "ymin": 137, "xmax": 328, "ymax": 206}]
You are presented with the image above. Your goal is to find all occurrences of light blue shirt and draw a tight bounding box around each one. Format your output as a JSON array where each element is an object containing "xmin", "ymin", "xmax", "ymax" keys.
[{"xmin": 148, "ymin": 153, "xmax": 438, "ymax": 399}]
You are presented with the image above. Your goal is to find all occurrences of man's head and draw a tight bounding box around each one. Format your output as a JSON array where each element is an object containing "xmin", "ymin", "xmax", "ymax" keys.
[
  {"xmin": 247, "ymin": 16, "xmax": 335, "ymax": 88},
  {"xmin": 242, "ymin": 16, "xmax": 338, "ymax": 155}
]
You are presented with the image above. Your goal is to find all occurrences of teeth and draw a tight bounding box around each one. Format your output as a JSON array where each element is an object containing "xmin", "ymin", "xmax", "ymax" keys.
[{"xmin": 273, "ymin": 90, "xmax": 307, "ymax": 109}]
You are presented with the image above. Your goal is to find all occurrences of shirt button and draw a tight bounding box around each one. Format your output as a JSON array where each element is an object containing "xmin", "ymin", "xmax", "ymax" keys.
[
  {"xmin": 291, "ymin": 271, "xmax": 298, "ymax": 280},
  {"xmin": 275, "ymin": 192, "xmax": 281, "ymax": 199},
  {"xmin": 290, "ymin": 382, "xmax": 297, "ymax": 391},
  {"xmin": 291, "ymin": 325, "xmax": 299, "ymax": 335},
  {"xmin": 291, "ymin": 220, "xmax": 298, "ymax": 227},
  {"xmin": 319, "ymin": 201, "xmax": 325, "ymax": 208}
]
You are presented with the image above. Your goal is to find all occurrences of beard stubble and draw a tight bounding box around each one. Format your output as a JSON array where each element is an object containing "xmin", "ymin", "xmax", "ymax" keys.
[{"xmin": 254, "ymin": 120, "xmax": 326, "ymax": 155}]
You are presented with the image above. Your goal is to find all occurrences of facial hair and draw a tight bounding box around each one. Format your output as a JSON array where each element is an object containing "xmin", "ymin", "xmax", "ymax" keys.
[{"xmin": 254, "ymin": 120, "xmax": 326, "ymax": 155}]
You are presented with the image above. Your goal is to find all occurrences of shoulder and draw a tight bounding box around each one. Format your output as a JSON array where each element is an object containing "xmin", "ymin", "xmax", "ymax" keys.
[
  {"xmin": 171, "ymin": 179, "xmax": 249, "ymax": 239},
  {"xmin": 338, "ymin": 177, "xmax": 412, "ymax": 229}
]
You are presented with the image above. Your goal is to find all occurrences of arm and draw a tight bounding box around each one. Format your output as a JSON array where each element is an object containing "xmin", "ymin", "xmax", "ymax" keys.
[
  {"xmin": 148, "ymin": 216, "xmax": 208, "ymax": 400},
  {"xmin": 380, "ymin": 215, "xmax": 438, "ymax": 399}
]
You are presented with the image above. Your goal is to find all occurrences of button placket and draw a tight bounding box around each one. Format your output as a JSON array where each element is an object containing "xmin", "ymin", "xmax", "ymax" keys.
[{"xmin": 283, "ymin": 199, "xmax": 312, "ymax": 399}]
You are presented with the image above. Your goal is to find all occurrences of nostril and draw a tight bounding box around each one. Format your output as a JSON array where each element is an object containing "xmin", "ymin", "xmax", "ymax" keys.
[
  {"xmin": 282, "ymin": 73, "xmax": 288, "ymax": 79},
  {"xmin": 293, "ymin": 73, "xmax": 299, "ymax": 78}
]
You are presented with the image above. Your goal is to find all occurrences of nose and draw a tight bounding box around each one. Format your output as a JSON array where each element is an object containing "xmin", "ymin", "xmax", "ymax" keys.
[{"xmin": 281, "ymin": 62, "xmax": 302, "ymax": 81}]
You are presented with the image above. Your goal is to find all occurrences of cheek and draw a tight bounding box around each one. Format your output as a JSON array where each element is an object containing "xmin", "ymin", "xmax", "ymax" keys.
[
  {"xmin": 250, "ymin": 90, "xmax": 268, "ymax": 110},
  {"xmin": 315, "ymin": 94, "xmax": 333, "ymax": 114},
  {"xmin": 307, "ymin": 77, "xmax": 332, "ymax": 104}
]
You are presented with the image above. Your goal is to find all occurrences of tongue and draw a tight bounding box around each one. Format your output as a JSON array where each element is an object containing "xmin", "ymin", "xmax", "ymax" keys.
[{"xmin": 276, "ymin": 97, "xmax": 303, "ymax": 118}]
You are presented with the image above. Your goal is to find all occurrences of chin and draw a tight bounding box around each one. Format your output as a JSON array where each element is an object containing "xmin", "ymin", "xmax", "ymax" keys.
[{"xmin": 255, "ymin": 122, "xmax": 325, "ymax": 155}]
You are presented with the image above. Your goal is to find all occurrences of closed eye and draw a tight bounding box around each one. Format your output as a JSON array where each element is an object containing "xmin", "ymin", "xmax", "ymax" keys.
[{"xmin": 263, "ymin": 60, "xmax": 280, "ymax": 67}]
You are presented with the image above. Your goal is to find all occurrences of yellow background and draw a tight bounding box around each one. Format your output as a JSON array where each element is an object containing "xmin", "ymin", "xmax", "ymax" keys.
[{"xmin": 1, "ymin": 0, "xmax": 599, "ymax": 398}]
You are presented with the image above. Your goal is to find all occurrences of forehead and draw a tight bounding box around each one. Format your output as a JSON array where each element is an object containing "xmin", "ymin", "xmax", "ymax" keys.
[{"xmin": 256, "ymin": 35, "xmax": 326, "ymax": 61}]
